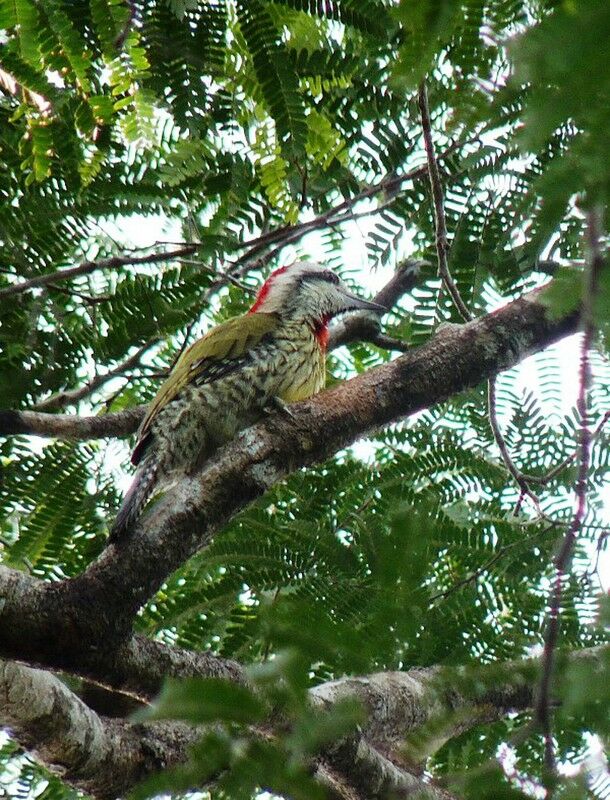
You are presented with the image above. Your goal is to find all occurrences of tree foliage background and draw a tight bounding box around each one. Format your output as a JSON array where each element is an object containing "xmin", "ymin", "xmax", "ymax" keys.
[{"xmin": 0, "ymin": 0, "xmax": 609, "ymax": 798}]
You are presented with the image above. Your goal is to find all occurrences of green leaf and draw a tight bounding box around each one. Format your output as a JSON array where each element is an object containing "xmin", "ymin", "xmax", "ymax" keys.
[
  {"xmin": 43, "ymin": 0, "xmax": 92, "ymax": 93},
  {"xmin": 237, "ymin": 0, "xmax": 307, "ymax": 157},
  {"xmin": 539, "ymin": 267, "xmax": 582, "ymax": 321},
  {"xmin": 512, "ymin": 0, "xmax": 610, "ymax": 200},
  {"xmin": 143, "ymin": 677, "xmax": 266, "ymax": 724},
  {"xmin": 391, "ymin": 0, "xmax": 460, "ymax": 90},
  {"xmin": 14, "ymin": 0, "xmax": 42, "ymax": 67}
]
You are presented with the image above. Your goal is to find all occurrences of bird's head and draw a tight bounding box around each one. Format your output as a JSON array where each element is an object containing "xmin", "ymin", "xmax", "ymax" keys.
[{"xmin": 249, "ymin": 262, "xmax": 385, "ymax": 332}]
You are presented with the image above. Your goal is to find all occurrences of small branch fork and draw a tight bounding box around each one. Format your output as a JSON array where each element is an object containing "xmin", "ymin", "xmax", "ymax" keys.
[
  {"xmin": 33, "ymin": 337, "xmax": 161, "ymax": 413},
  {"xmin": 534, "ymin": 206, "xmax": 604, "ymax": 786}
]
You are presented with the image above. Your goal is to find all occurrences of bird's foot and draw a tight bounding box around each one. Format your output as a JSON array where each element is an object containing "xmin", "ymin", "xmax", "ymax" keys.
[{"xmin": 264, "ymin": 395, "xmax": 295, "ymax": 419}]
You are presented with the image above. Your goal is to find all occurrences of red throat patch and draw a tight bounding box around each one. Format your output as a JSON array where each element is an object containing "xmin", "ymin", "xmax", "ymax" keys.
[
  {"xmin": 313, "ymin": 318, "xmax": 330, "ymax": 350},
  {"xmin": 249, "ymin": 265, "xmax": 289, "ymax": 313}
]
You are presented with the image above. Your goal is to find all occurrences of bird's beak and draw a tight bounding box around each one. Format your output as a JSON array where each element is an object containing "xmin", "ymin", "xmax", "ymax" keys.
[{"xmin": 339, "ymin": 287, "xmax": 386, "ymax": 315}]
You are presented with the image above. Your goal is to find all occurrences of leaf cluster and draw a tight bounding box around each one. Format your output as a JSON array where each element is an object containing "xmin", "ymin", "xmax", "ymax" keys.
[{"xmin": 1, "ymin": 1, "xmax": 609, "ymax": 799}]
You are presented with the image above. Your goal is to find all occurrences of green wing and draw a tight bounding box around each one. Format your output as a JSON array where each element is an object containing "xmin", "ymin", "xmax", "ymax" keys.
[{"xmin": 132, "ymin": 312, "xmax": 278, "ymax": 465}]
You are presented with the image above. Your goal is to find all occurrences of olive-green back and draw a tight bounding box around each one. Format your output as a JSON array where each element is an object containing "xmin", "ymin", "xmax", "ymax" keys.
[{"xmin": 133, "ymin": 312, "xmax": 278, "ymax": 464}]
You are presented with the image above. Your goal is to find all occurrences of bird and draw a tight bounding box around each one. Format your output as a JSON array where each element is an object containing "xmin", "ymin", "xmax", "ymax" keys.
[{"xmin": 109, "ymin": 261, "xmax": 385, "ymax": 540}]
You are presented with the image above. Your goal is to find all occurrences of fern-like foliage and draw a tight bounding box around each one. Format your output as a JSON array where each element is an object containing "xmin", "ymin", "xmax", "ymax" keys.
[{"xmin": 1, "ymin": 1, "xmax": 609, "ymax": 798}]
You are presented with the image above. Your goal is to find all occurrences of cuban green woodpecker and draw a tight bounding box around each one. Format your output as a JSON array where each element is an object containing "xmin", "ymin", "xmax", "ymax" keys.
[{"xmin": 110, "ymin": 261, "xmax": 384, "ymax": 539}]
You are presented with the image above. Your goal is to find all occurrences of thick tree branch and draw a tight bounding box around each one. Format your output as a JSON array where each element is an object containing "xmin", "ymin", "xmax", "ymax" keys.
[
  {"xmin": 0, "ymin": 283, "xmax": 579, "ymax": 696},
  {"xmin": 2, "ymin": 648, "xmax": 604, "ymax": 800},
  {"xmin": 0, "ymin": 659, "xmax": 199, "ymax": 800},
  {"xmin": 314, "ymin": 646, "xmax": 604, "ymax": 800},
  {"xmin": 78, "ymin": 285, "xmax": 579, "ymax": 629},
  {"xmin": 0, "ymin": 565, "xmax": 246, "ymax": 700}
]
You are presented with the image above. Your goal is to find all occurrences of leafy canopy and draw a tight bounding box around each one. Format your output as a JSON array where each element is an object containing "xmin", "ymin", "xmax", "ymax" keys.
[{"xmin": 0, "ymin": 1, "xmax": 609, "ymax": 798}]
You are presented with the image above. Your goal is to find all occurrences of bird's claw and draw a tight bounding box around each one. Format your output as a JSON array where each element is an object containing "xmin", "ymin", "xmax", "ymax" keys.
[{"xmin": 264, "ymin": 395, "xmax": 295, "ymax": 419}]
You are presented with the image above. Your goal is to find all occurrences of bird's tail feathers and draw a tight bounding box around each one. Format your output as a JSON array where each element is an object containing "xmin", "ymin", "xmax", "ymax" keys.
[{"xmin": 109, "ymin": 458, "xmax": 158, "ymax": 542}]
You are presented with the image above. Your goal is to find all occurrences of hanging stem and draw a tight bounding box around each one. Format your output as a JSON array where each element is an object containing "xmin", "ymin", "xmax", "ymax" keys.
[
  {"xmin": 418, "ymin": 81, "xmax": 472, "ymax": 322},
  {"xmin": 534, "ymin": 206, "xmax": 603, "ymax": 785}
]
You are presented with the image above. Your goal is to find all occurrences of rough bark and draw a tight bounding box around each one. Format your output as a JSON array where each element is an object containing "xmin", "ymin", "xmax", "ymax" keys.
[
  {"xmin": 0, "ymin": 405, "xmax": 146, "ymax": 439},
  {"xmin": 0, "ymin": 566, "xmax": 246, "ymax": 699},
  {"xmin": 0, "ymin": 280, "xmax": 584, "ymax": 799},
  {"xmin": 0, "ymin": 284, "xmax": 579, "ymax": 697},
  {"xmin": 0, "ymin": 659, "xmax": 199, "ymax": 799},
  {"xmin": 1, "ymin": 650, "xmax": 604, "ymax": 800}
]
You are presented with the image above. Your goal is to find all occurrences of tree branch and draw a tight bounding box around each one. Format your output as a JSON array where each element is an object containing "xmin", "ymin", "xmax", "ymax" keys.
[
  {"xmin": 0, "ymin": 261, "xmax": 423, "ymax": 440},
  {"xmin": 0, "ymin": 405, "xmax": 146, "ymax": 439},
  {"xmin": 33, "ymin": 338, "xmax": 161, "ymax": 412},
  {"xmin": 0, "ymin": 658, "xmax": 199, "ymax": 800},
  {"xmin": 65, "ymin": 287, "xmax": 582, "ymax": 633},
  {"xmin": 0, "ymin": 283, "xmax": 580, "ymax": 695},
  {"xmin": 0, "ymin": 246, "xmax": 198, "ymax": 298},
  {"xmin": 0, "ymin": 565, "xmax": 246, "ymax": 700},
  {"xmin": 2, "ymin": 648, "xmax": 604, "ymax": 800}
]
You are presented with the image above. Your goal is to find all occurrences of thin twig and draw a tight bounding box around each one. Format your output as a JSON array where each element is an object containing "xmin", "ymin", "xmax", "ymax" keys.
[
  {"xmin": 1, "ymin": 141, "xmax": 463, "ymax": 306},
  {"xmin": 534, "ymin": 206, "xmax": 604, "ymax": 783},
  {"xmin": 227, "ymin": 138, "xmax": 466, "ymax": 273},
  {"xmin": 33, "ymin": 338, "xmax": 160, "ymax": 412},
  {"xmin": 367, "ymin": 333, "xmax": 410, "ymax": 352},
  {"xmin": 523, "ymin": 410, "xmax": 610, "ymax": 485},
  {"xmin": 417, "ymin": 81, "xmax": 472, "ymax": 322},
  {"xmin": 114, "ymin": 0, "xmax": 136, "ymax": 49},
  {"xmin": 46, "ymin": 283, "xmax": 112, "ymax": 305},
  {"xmin": 0, "ymin": 246, "xmax": 198, "ymax": 298},
  {"xmin": 487, "ymin": 377, "xmax": 530, "ymax": 492},
  {"xmin": 428, "ymin": 523, "xmax": 560, "ymax": 604},
  {"xmin": 487, "ymin": 376, "xmax": 544, "ymax": 517}
]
